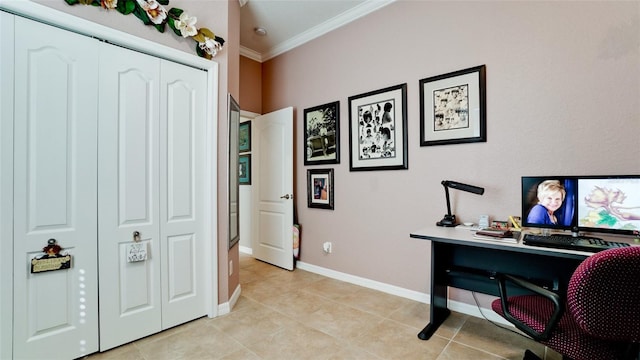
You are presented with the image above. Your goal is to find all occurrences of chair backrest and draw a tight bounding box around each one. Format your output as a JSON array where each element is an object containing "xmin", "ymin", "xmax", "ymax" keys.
[{"xmin": 567, "ymin": 246, "xmax": 640, "ymax": 342}]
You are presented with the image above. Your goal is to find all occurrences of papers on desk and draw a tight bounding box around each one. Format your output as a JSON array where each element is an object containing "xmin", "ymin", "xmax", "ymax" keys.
[
  {"xmin": 456, "ymin": 224, "xmax": 482, "ymax": 231},
  {"xmin": 473, "ymin": 229, "xmax": 518, "ymax": 244}
]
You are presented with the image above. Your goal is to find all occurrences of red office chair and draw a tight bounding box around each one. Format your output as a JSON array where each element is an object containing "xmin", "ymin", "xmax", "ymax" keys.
[{"xmin": 491, "ymin": 246, "xmax": 640, "ymax": 360}]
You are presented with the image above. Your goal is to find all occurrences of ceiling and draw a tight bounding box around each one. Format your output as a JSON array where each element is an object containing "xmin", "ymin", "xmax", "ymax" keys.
[{"xmin": 239, "ymin": 0, "xmax": 394, "ymax": 62}]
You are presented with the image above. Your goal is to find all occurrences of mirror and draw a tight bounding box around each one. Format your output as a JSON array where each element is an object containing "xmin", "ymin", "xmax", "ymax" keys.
[{"xmin": 228, "ymin": 94, "xmax": 240, "ymax": 248}]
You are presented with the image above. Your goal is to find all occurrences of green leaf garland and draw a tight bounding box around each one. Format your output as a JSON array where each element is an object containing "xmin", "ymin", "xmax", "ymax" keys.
[{"xmin": 65, "ymin": 0, "xmax": 225, "ymax": 59}]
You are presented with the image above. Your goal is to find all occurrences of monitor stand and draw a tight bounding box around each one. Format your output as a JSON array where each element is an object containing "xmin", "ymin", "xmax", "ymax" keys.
[{"xmin": 571, "ymin": 227, "xmax": 580, "ymax": 238}]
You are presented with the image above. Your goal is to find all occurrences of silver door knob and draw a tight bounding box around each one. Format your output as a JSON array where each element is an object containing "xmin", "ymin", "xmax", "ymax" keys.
[{"xmin": 280, "ymin": 194, "xmax": 293, "ymax": 200}]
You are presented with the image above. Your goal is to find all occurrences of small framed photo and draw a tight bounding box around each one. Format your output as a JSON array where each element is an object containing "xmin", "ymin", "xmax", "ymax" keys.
[
  {"xmin": 239, "ymin": 154, "xmax": 251, "ymax": 185},
  {"xmin": 304, "ymin": 101, "xmax": 340, "ymax": 165},
  {"xmin": 419, "ymin": 65, "xmax": 486, "ymax": 146},
  {"xmin": 348, "ymin": 83, "xmax": 408, "ymax": 171},
  {"xmin": 307, "ymin": 168, "xmax": 334, "ymax": 210},
  {"xmin": 239, "ymin": 122, "xmax": 251, "ymax": 153},
  {"xmin": 491, "ymin": 220, "xmax": 510, "ymax": 230}
]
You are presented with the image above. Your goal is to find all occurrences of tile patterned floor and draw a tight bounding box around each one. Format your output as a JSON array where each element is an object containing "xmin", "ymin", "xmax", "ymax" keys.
[{"xmin": 87, "ymin": 253, "xmax": 561, "ymax": 360}]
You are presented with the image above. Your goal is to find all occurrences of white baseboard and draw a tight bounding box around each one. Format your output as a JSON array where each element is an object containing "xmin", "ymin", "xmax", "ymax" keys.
[
  {"xmin": 217, "ymin": 301, "xmax": 230, "ymax": 316},
  {"xmin": 239, "ymin": 245, "xmax": 252, "ymax": 255},
  {"xmin": 296, "ymin": 260, "xmax": 513, "ymax": 327},
  {"xmin": 218, "ymin": 283, "xmax": 242, "ymax": 316},
  {"xmin": 229, "ymin": 283, "xmax": 241, "ymax": 310},
  {"xmin": 296, "ymin": 261, "xmax": 428, "ymax": 303},
  {"xmin": 448, "ymin": 298, "xmax": 514, "ymax": 327}
]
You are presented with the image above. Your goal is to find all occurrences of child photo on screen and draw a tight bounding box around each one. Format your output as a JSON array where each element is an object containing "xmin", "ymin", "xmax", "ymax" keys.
[{"xmin": 527, "ymin": 180, "xmax": 568, "ymax": 226}]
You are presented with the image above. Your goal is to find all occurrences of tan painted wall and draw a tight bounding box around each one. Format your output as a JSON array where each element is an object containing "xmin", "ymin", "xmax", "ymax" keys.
[
  {"xmin": 224, "ymin": 0, "xmax": 241, "ymax": 304},
  {"xmin": 262, "ymin": 0, "xmax": 640, "ymax": 306},
  {"xmin": 240, "ymin": 55, "xmax": 262, "ymax": 114}
]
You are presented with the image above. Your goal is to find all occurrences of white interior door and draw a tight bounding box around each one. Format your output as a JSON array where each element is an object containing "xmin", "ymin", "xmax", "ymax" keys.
[
  {"xmin": 251, "ymin": 108, "xmax": 294, "ymax": 270},
  {"xmin": 158, "ymin": 60, "xmax": 208, "ymax": 329},
  {"xmin": 12, "ymin": 16, "xmax": 100, "ymax": 359},
  {"xmin": 98, "ymin": 43, "xmax": 162, "ymax": 351}
]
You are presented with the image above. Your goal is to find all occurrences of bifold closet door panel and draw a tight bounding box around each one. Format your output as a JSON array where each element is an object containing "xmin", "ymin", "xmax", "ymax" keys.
[
  {"xmin": 159, "ymin": 60, "xmax": 208, "ymax": 329},
  {"xmin": 98, "ymin": 43, "xmax": 162, "ymax": 351},
  {"xmin": 12, "ymin": 15, "xmax": 100, "ymax": 360}
]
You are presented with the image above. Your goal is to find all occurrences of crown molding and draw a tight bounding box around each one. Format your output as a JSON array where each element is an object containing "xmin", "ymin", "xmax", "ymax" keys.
[
  {"xmin": 240, "ymin": 45, "xmax": 263, "ymax": 62},
  {"xmin": 251, "ymin": 0, "xmax": 395, "ymax": 62}
]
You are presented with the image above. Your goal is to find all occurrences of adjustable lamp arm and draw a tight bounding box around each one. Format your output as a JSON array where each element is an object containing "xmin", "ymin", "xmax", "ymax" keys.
[
  {"xmin": 443, "ymin": 181, "xmax": 453, "ymax": 218},
  {"xmin": 443, "ymin": 180, "xmax": 485, "ymax": 195},
  {"xmin": 436, "ymin": 180, "xmax": 485, "ymax": 227}
]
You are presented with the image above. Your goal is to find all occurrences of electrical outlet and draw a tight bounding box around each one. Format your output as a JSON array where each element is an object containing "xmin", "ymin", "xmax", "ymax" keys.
[
  {"xmin": 229, "ymin": 260, "xmax": 233, "ymax": 275},
  {"xmin": 323, "ymin": 242, "xmax": 332, "ymax": 254}
]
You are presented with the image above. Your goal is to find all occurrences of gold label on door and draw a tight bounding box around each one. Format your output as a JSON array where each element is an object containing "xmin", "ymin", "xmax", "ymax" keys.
[{"xmin": 31, "ymin": 254, "xmax": 72, "ymax": 273}]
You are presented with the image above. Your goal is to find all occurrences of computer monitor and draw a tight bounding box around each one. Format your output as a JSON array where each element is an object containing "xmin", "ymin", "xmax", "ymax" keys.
[
  {"xmin": 521, "ymin": 176, "xmax": 578, "ymax": 231},
  {"xmin": 577, "ymin": 175, "xmax": 640, "ymax": 236}
]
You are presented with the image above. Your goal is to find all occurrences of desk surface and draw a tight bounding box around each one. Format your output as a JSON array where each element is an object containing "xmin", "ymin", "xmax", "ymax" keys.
[{"xmin": 410, "ymin": 225, "xmax": 638, "ymax": 260}]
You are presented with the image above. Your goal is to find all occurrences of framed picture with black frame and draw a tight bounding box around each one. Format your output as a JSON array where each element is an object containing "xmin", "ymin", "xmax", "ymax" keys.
[
  {"xmin": 304, "ymin": 101, "xmax": 340, "ymax": 165},
  {"xmin": 239, "ymin": 121, "xmax": 251, "ymax": 153},
  {"xmin": 419, "ymin": 65, "xmax": 486, "ymax": 146},
  {"xmin": 239, "ymin": 154, "xmax": 251, "ymax": 185},
  {"xmin": 347, "ymin": 83, "xmax": 408, "ymax": 171},
  {"xmin": 307, "ymin": 168, "xmax": 334, "ymax": 210}
]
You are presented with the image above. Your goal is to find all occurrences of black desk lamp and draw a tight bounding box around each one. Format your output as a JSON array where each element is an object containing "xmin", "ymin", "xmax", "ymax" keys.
[{"xmin": 437, "ymin": 180, "xmax": 485, "ymax": 227}]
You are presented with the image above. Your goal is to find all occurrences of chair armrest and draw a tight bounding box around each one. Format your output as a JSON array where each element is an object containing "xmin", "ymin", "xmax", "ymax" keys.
[{"xmin": 496, "ymin": 273, "xmax": 564, "ymax": 341}]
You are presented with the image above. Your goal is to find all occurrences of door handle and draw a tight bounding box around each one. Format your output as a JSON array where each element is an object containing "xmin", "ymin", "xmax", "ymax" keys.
[{"xmin": 280, "ymin": 194, "xmax": 293, "ymax": 200}]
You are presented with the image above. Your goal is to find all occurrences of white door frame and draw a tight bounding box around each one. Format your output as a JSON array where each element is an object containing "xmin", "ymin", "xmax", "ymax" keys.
[
  {"xmin": 0, "ymin": 1, "xmax": 219, "ymax": 355},
  {"xmin": 0, "ymin": 10, "xmax": 15, "ymax": 360}
]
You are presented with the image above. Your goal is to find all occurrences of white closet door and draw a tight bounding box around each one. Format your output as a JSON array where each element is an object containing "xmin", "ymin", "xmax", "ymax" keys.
[
  {"xmin": 159, "ymin": 61, "xmax": 208, "ymax": 328},
  {"xmin": 12, "ymin": 16, "xmax": 99, "ymax": 359},
  {"xmin": 98, "ymin": 43, "xmax": 162, "ymax": 351}
]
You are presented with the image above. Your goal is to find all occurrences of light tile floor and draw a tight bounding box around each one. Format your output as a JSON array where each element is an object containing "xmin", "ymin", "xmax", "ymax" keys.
[{"xmin": 87, "ymin": 253, "xmax": 561, "ymax": 360}]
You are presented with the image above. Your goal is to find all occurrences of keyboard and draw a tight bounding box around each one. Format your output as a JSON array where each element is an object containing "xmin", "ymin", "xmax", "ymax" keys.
[{"xmin": 523, "ymin": 233, "xmax": 630, "ymax": 253}]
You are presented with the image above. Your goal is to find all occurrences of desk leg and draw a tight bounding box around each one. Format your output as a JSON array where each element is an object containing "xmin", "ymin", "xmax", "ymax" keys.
[
  {"xmin": 418, "ymin": 241, "xmax": 451, "ymax": 340},
  {"xmin": 418, "ymin": 307, "xmax": 450, "ymax": 340}
]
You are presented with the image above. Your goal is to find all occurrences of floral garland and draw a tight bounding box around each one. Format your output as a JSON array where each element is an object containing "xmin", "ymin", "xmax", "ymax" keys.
[{"xmin": 65, "ymin": 0, "xmax": 225, "ymax": 59}]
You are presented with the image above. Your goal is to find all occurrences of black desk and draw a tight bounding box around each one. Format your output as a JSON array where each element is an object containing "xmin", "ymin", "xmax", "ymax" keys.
[{"xmin": 410, "ymin": 225, "xmax": 593, "ymax": 341}]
